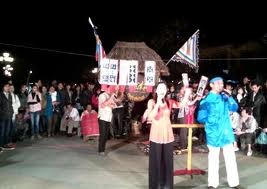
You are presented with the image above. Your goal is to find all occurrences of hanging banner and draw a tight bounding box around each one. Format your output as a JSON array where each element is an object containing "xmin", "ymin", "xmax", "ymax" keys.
[
  {"xmin": 127, "ymin": 60, "xmax": 138, "ymax": 85},
  {"xmin": 127, "ymin": 60, "xmax": 138, "ymax": 92},
  {"xmin": 118, "ymin": 60, "xmax": 130, "ymax": 92},
  {"xmin": 145, "ymin": 61, "xmax": 156, "ymax": 92},
  {"xmin": 99, "ymin": 58, "xmax": 110, "ymax": 85},
  {"xmin": 108, "ymin": 59, "xmax": 119, "ymax": 85},
  {"xmin": 99, "ymin": 58, "xmax": 118, "ymax": 85},
  {"xmin": 119, "ymin": 60, "xmax": 129, "ymax": 85},
  {"xmin": 145, "ymin": 61, "xmax": 156, "ymax": 86}
]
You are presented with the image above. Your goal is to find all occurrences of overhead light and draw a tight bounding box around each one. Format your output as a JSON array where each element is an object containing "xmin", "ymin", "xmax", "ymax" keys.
[
  {"xmin": 91, "ymin": 68, "xmax": 98, "ymax": 73},
  {"xmin": 4, "ymin": 57, "xmax": 13, "ymax": 62},
  {"xmin": 9, "ymin": 57, "xmax": 14, "ymax": 62},
  {"xmin": 3, "ymin": 52, "xmax": 10, "ymax": 57}
]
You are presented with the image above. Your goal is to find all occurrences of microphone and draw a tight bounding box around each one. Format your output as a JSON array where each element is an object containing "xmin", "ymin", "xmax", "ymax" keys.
[
  {"xmin": 222, "ymin": 89, "xmax": 231, "ymax": 96},
  {"xmin": 157, "ymin": 95, "xmax": 164, "ymax": 104},
  {"xmin": 221, "ymin": 89, "xmax": 231, "ymax": 100}
]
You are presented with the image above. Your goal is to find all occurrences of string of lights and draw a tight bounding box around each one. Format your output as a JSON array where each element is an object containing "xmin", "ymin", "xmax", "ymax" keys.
[{"xmin": 1, "ymin": 42, "xmax": 267, "ymax": 61}]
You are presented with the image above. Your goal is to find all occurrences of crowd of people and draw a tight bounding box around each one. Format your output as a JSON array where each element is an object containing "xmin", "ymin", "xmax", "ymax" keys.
[
  {"xmin": 0, "ymin": 80, "xmax": 132, "ymax": 154},
  {"xmin": 1, "ymin": 76, "xmax": 267, "ymax": 153},
  {"xmin": 1, "ymin": 75, "xmax": 267, "ymax": 189},
  {"xmin": 143, "ymin": 76, "xmax": 267, "ymax": 189},
  {"xmin": 162, "ymin": 76, "xmax": 267, "ymax": 157}
]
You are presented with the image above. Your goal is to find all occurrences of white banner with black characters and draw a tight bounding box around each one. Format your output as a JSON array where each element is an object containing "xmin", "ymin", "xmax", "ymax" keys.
[
  {"xmin": 99, "ymin": 58, "xmax": 118, "ymax": 85},
  {"xmin": 99, "ymin": 58, "xmax": 110, "ymax": 85},
  {"xmin": 127, "ymin": 60, "xmax": 138, "ymax": 86},
  {"xmin": 118, "ymin": 60, "xmax": 130, "ymax": 85},
  {"xmin": 108, "ymin": 59, "xmax": 119, "ymax": 85},
  {"xmin": 145, "ymin": 61, "xmax": 156, "ymax": 86}
]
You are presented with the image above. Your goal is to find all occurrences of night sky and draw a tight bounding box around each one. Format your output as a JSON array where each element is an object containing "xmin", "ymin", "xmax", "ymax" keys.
[{"xmin": 1, "ymin": 2, "xmax": 267, "ymax": 86}]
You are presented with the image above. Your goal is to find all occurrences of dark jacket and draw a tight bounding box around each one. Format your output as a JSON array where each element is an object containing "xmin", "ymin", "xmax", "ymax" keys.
[
  {"xmin": 80, "ymin": 89, "xmax": 93, "ymax": 108},
  {"xmin": 18, "ymin": 91, "xmax": 28, "ymax": 110},
  {"xmin": 234, "ymin": 94, "xmax": 248, "ymax": 111},
  {"xmin": 247, "ymin": 92, "xmax": 266, "ymax": 126},
  {"xmin": 241, "ymin": 84, "xmax": 251, "ymax": 97},
  {"xmin": 65, "ymin": 90, "xmax": 72, "ymax": 105},
  {"xmin": 58, "ymin": 89, "xmax": 66, "ymax": 108},
  {"xmin": 0, "ymin": 92, "xmax": 14, "ymax": 120}
]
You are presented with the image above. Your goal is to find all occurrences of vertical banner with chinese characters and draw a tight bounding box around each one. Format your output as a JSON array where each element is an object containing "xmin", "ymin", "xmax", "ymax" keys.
[
  {"xmin": 99, "ymin": 58, "xmax": 110, "ymax": 86},
  {"xmin": 108, "ymin": 59, "xmax": 119, "ymax": 85},
  {"xmin": 99, "ymin": 58, "xmax": 118, "ymax": 91},
  {"xmin": 118, "ymin": 60, "xmax": 129, "ymax": 92},
  {"xmin": 145, "ymin": 61, "xmax": 156, "ymax": 92},
  {"xmin": 127, "ymin": 60, "xmax": 138, "ymax": 92},
  {"xmin": 108, "ymin": 59, "xmax": 118, "ymax": 92}
]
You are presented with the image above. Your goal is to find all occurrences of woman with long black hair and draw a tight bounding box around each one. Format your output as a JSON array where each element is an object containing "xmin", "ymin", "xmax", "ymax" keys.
[{"xmin": 147, "ymin": 82, "xmax": 180, "ymax": 189}]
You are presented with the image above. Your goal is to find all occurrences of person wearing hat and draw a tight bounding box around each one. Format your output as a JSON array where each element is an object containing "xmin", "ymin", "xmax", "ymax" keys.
[{"xmin": 197, "ymin": 77, "xmax": 244, "ymax": 189}]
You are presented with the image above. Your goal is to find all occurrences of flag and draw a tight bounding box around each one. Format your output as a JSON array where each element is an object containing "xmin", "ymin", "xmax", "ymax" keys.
[
  {"xmin": 88, "ymin": 17, "xmax": 106, "ymax": 64},
  {"xmin": 95, "ymin": 35, "xmax": 106, "ymax": 64},
  {"xmin": 171, "ymin": 29, "xmax": 199, "ymax": 71}
]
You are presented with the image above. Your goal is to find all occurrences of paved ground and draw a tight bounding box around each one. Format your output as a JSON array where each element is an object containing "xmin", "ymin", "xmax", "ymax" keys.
[{"xmin": 0, "ymin": 136, "xmax": 267, "ymax": 189}]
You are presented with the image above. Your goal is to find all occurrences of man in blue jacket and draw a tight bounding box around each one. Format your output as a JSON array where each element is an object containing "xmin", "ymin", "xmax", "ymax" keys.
[{"xmin": 197, "ymin": 77, "xmax": 243, "ymax": 189}]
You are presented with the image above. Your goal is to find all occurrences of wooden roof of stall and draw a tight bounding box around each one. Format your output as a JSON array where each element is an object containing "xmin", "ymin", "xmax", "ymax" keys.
[{"xmin": 107, "ymin": 41, "xmax": 169, "ymax": 76}]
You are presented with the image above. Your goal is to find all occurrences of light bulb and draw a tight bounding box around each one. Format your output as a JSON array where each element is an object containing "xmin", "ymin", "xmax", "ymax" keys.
[{"xmin": 3, "ymin": 52, "xmax": 10, "ymax": 57}]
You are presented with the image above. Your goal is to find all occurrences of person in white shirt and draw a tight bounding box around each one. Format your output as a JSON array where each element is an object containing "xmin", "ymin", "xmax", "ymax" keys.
[
  {"xmin": 10, "ymin": 85, "xmax": 21, "ymax": 122},
  {"xmin": 231, "ymin": 111, "xmax": 241, "ymax": 152},
  {"xmin": 65, "ymin": 103, "xmax": 80, "ymax": 136},
  {"xmin": 235, "ymin": 107, "xmax": 258, "ymax": 156},
  {"xmin": 98, "ymin": 86, "xmax": 114, "ymax": 155}
]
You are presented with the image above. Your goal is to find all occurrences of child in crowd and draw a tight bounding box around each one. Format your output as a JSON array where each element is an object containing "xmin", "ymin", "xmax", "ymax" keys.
[
  {"xmin": 80, "ymin": 104, "xmax": 99, "ymax": 142},
  {"xmin": 15, "ymin": 111, "xmax": 29, "ymax": 141}
]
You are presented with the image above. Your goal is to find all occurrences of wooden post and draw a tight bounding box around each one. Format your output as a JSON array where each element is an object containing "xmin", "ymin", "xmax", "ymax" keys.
[{"xmin": 187, "ymin": 127, "xmax": 193, "ymax": 171}]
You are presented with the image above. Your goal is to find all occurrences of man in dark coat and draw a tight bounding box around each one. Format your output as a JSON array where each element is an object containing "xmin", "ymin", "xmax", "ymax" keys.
[
  {"xmin": 0, "ymin": 83, "xmax": 14, "ymax": 151},
  {"xmin": 247, "ymin": 81, "xmax": 266, "ymax": 127}
]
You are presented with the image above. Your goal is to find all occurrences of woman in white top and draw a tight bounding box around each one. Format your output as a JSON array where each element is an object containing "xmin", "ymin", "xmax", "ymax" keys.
[
  {"xmin": 10, "ymin": 85, "xmax": 21, "ymax": 122},
  {"xmin": 66, "ymin": 103, "xmax": 80, "ymax": 136}
]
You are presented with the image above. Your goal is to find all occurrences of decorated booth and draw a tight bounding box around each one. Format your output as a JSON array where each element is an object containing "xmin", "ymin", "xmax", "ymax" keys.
[{"xmin": 99, "ymin": 41, "xmax": 169, "ymax": 102}]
